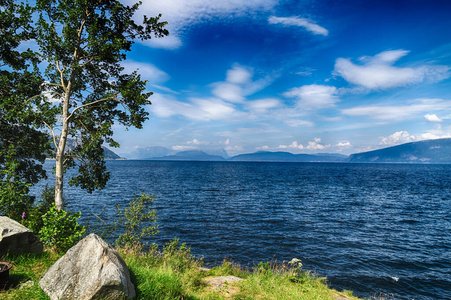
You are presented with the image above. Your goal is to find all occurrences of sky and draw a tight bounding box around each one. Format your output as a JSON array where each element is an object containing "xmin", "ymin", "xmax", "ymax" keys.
[{"xmin": 113, "ymin": 0, "xmax": 451, "ymax": 158}]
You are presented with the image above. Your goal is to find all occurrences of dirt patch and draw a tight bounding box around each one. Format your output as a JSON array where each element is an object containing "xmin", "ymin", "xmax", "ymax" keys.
[{"xmin": 203, "ymin": 276, "xmax": 243, "ymax": 298}]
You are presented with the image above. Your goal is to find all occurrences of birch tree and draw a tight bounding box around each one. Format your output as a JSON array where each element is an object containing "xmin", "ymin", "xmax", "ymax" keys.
[{"xmin": 35, "ymin": 0, "xmax": 168, "ymax": 210}]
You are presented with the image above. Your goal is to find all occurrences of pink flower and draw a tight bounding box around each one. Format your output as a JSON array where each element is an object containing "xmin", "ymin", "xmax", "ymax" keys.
[{"xmin": 21, "ymin": 212, "xmax": 26, "ymax": 219}]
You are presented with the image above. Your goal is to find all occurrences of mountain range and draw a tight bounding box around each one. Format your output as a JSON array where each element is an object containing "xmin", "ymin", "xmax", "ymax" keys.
[
  {"xmin": 107, "ymin": 138, "xmax": 451, "ymax": 164},
  {"xmin": 348, "ymin": 138, "xmax": 451, "ymax": 163}
]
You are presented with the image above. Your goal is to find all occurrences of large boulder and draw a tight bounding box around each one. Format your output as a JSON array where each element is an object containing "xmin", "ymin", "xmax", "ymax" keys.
[
  {"xmin": 39, "ymin": 233, "xmax": 135, "ymax": 300},
  {"xmin": 0, "ymin": 216, "xmax": 43, "ymax": 257}
]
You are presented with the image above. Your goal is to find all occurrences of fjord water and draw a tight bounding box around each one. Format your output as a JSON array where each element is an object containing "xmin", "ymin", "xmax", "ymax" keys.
[{"xmin": 35, "ymin": 161, "xmax": 450, "ymax": 299}]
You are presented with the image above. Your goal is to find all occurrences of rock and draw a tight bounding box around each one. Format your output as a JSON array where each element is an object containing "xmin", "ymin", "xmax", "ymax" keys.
[
  {"xmin": 203, "ymin": 275, "xmax": 243, "ymax": 288},
  {"xmin": 39, "ymin": 233, "xmax": 135, "ymax": 300},
  {"xmin": 203, "ymin": 276, "xmax": 243, "ymax": 297},
  {"xmin": 0, "ymin": 216, "xmax": 43, "ymax": 257}
]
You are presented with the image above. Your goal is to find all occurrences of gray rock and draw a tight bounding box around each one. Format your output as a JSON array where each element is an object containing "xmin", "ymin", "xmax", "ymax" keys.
[
  {"xmin": 0, "ymin": 216, "xmax": 43, "ymax": 257},
  {"xmin": 39, "ymin": 233, "xmax": 135, "ymax": 300}
]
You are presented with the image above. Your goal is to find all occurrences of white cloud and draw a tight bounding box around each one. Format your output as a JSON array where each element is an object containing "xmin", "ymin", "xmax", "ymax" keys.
[
  {"xmin": 341, "ymin": 98, "xmax": 451, "ymax": 120},
  {"xmin": 334, "ymin": 50, "xmax": 450, "ymax": 89},
  {"xmin": 268, "ymin": 16, "xmax": 329, "ymax": 36},
  {"xmin": 226, "ymin": 65, "xmax": 253, "ymax": 84},
  {"xmin": 306, "ymin": 138, "xmax": 329, "ymax": 150},
  {"xmin": 285, "ymin": 119, "xmax": 314, "ymax": 127},
  {"xmin": 121, "ymin": 60, "xmax": 169, "ymax": 83},
  {"xmin": 424, "ymin": 114, "xmax": 443, "ymax": 122},
  {"xmin": 278, "ymin": 141, "xmax": 304, "ymax": 150},
  {"xmin": 337, "ymin": 141, "xmax": 351, "ymax": 148},
  {"xmin": 380, "ymin": 131, "xmax": 416, "ymax": 145},
  {"xmin": 187, "ymin": 139, "xmax": 210, "ymax": 145},
  {"xmin": 143, "ymin": 35, "xmax": 183, "ymax": 50},
  {"xmin": 212, "ymin": 65, "xmax": 274, "ymax": 103},
  {"xmin": 171, "ymin": 145, "xmax": 197, "ymax": 151},
  {"xmin": 380, "ymin": 130, "xmax": 451, "ymax": 146},
  {"xmin": 138, "ymin": 0, "xmax": 278, "ymax": 49},
  {"xmin": 247, "ymin": 98, "xmax": 281, "ymax": 113},
  {"xmin": 151, "ymin": 85, "xmax": 180, "ymax": 94},
  {"xmin": 277, "ymin": 139, "xmax": 330, "ymax": 151},
  {"xmin": 212, "ymin": 83, "xmax": 244, "ymax": 103},
  {"xmin": 148, "ymin": 93, "xmax": 237, "ymax": 121},
  {"xmin": 191, "ymin": 98, "xmax": 237, "ymax": 120},
  {"xmin": 256, "ymin": 145, "xmax": 270, "ymax": 151},
  {"xmin": 284, "ymin": 84, "xmax": 339, "ymax": 110}
]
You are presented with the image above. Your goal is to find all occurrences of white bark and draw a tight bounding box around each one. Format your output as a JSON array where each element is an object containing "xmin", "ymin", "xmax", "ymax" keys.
[{"xmin": 54, "ymin": 78, "xmax": 72, "ymax": 211}]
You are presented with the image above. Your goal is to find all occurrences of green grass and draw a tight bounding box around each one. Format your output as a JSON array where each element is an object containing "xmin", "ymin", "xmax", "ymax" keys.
[
  {"xmin": 1, "ymin": 240, "xmax": 362, "ymax": 300},
  {"xmin": 0, "ymin": 251, "xmax": 59, "ymax": 299}
]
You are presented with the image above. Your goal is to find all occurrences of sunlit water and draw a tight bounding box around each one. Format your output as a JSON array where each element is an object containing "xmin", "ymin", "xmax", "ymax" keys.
[{"xmin": 32, "ymin": 161, "xmax": 451, "ymax": 300}]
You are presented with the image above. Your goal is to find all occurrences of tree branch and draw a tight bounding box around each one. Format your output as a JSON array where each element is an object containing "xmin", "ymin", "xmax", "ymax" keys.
[
  {"xmin": 43, "ymin": 120, "xmax": 59, "ymax": 152},
  {"xmin": 66, "ymin": 95, "xmax": 120, "ymax": 122}
]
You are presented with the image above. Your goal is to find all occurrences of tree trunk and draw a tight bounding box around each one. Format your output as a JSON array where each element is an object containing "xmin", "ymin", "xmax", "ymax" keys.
[
  {"xmin": 54, "ymin": 149, "xmax": 65, "ymax": 210},
  {"xmin": 54, "ymin": 78, "xmax": 72, "ymax": 211}
]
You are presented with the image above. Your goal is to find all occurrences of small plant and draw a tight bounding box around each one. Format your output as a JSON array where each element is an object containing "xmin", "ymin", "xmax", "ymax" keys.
[
  {"xmin": 115, "ymin": 193, "xmax": 159, "ymax": 250},
  {"xmin": 288, "ymin": 258, "xmax": 305, "ymax": 283},
  {"xmin": 39, "ymin": 204, "xmax": 86, "ymax": 253},
  {"xmin": 257, "ymin": 261, "xmax": 272, "ymax": 276}
]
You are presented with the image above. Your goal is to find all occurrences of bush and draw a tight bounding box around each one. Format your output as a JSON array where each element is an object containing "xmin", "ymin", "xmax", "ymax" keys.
[
  {"xmin": 39, "ymin": 204, "xmax": 86, "ymax": 253},
  {"xmin": 115, "ymin": 193, "xmax": 159, "ymax": 250},
  {"xmin": 22, "ymin": 185, "xmax": 54, "ymax": 234},
  {"xmin": 0, "ymin": 149, "xmax": 35, "ymax": 221}
]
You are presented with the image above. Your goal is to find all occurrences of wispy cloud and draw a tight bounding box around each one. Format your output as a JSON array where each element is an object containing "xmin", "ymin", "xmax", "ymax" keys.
[
  {"xmin": 334, "ymin": 50, "xmax": 450, "ymax": 89},
  {"xmin": 284, "ymin": 119, "xmax": 314, "ymax": 127},
  {"xmin": 138, "ymin": 0, "xmax": 278, "ymax": 49},
  {"xmin": 284, "ymin": 84, "xmax": 339, "ymax": 110},
  {"xmin": 268, "ymin": 16, "xmax": 329, "ymax": 36},
  {"xmin": 341, "ymin": 98, "xmax": 451, "ymax": 120},
  {"xmin": 121, "ymin": 60, "xmax": 169, "ymax": 84},
  {"xmin": 212, "ymin": 65, "xmax": 275, "ymax": 103},
  {"xmin": 149, "ymin": 93, "xmax": 238, "ymax": 121},
  {"xmin": 247, "ymin": 98, "xmax": 281, "ymax": 114}
]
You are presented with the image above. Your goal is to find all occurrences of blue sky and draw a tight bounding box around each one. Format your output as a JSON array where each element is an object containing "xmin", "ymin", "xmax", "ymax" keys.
[{"xmin": 114, "ymin": 0, "xmax": 451, "ymax": 158}]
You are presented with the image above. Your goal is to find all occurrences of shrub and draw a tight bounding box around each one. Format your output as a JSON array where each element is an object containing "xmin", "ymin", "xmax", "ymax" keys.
[
  {"xmin": 22, "ymin": 185, "xmax": 54, "ymax": 234},
  {"xmin": 39, "ymin": 204, "xmax": 86, "ymax": 253},
  {"xmin": 115, "ymin": 193, "xmax": 159, "ymax": 250},
  {"xmin": 0, "ymin": 149, "xmax": 35, "ymax": 221}
]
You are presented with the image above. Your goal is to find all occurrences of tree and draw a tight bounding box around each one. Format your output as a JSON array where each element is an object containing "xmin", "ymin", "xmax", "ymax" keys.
[
  {"xmin": 0, "ymin": 0, "xmax": 55, "ymax": 219},
  {"xmin": 33, "ymin": 0, "xmax": 168, "ymax": 210}
]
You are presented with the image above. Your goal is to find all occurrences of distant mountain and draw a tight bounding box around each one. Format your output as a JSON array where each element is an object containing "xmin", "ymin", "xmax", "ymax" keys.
[
  {"xmin": 152, "ymin": 150, "xmax": 226, "ymax": 161},
  {"xmin": 349, "ymin": 138, "xmax": 451, "ymax": 163},
  {"xmin": 103, "ymin": 147, "xmax": 121, "ymax": 159},
  {"xmin": 129, "ymin": 146, "xmax": 171, "ymax": 159},
  {"xmin": 229, "ymin": 151, "xmax": 348, "ymax": 162},
  {"xmin": 47, "ymin": 137, "xmax": 122, "ymax": 159}
]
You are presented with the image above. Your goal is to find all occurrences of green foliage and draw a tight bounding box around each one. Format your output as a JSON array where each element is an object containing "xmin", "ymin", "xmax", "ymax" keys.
[
  {"xmin": 39, "ymin": 204, "xmax": 86, "ymax": 253},
  {"xmin": 115, "ymin": 193, "xmax": 159, "ymax": 250},
  {"xmin": 32, "ymin": 0, "xmax": 169, "ymax": 207},
  {"xmin": 22, "ymin": 185, "xmax": 56, "ymax": 234},
  {"xmin": 0, "ymin": 0, "xmax": 52, "ymax": 217},
  {"xmin": 0, "ymin": 146, "xmax": 34, "ymax": 220},
  {"xmin": 288, "ymin": 258, "xmax": 305, "ymax": 283}
]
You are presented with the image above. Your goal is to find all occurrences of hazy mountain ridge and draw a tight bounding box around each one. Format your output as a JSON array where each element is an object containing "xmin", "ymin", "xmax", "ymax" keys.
[
  {"xmin": 229, "ymin": 151, "xmax": 348, "ymax": 162},
  {"xmin": 120, "ymin": 138, "xmax": 451, "ymax": 163},
  {"xmin": 150, "ymin": 150, "xmax": 226, "ymax": 161},
  {"xmin": 349, "ymin": 138, "xmax": 451, "ymax": 163}
]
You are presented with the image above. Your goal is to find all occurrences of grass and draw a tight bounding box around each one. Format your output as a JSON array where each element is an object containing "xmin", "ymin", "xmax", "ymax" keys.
[{"xmin": 0, "ymin": 239, "xmax": 362, "ymax": 300}]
